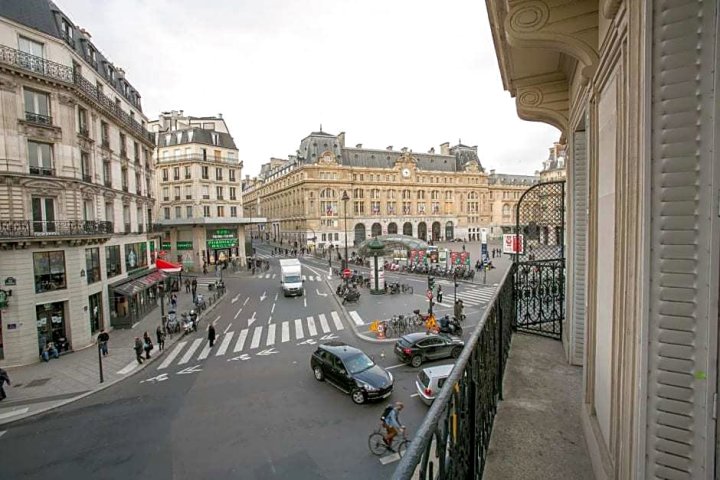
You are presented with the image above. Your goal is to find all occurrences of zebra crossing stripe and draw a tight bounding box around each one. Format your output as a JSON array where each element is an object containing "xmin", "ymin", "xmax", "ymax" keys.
[
  {"xmin": 233, "ymin": 329, "xmax": 248, "ymax": 352},
  {"xmin": 281, "ymin": 321, "xmax": 290, "ymax": 342},
  {"xmin": 158, "ymin": 341, "xmax": 186, "ymax": 370},
  {"xmin": 349, "ymin": 311, "xmax": 364, "ymax": 326},
  {"xmin": 331, "ymin": 311, "xmax": 344, "ymax": 330},
  {"xmin": 319, "ymin": 314, "xmax": 330, "ymax": 333},
  {"xmin": 250, "ymin": 326, "xmax": 263, "ymax": 349},
  {"xmin": 307, "ymin": 316, "xmax": 318, "ymax": 336},
  {"xmin": 267, "ymin": 324, "xmax": 276, "ymax": 346},
  {"xmin": 264, "ymin": 273, "xmax": 270, "ymax": 279},
  {"xmin": 295, "ymin": 319, "xmax": 304, "ymax": 339},
  {"xmin": 216, "ymin": 332, "xmax": 234, "ymax": 356},
  {"xmin": 197, "ymin": 340, "xmax": 213, "ymax": 360},
  {"xmin": 179, "ymin": 338, "xmax": 203, "ymax": 365},
  {"xmin": 302, "ymin": 275, "xmax": 307, "ymax": 281},
  {"xmin": 272, "ymin": 273, "xmax": 276, "ymax": 279}
]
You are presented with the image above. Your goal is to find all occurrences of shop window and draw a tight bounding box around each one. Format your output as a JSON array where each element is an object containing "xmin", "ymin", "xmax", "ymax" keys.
[
  {"xmin": 106, "ymin": 245, "xmax": 121, "ymax": 277},
  {"xmin": 89, "ymin": 292, "xmax": 102, "ymax": 333},
  {"xmin": 36, "ymin": 301, "xmax": 69, "ymax": 355},
  {"xmin": 33, "ymin": 251, "xmax": 66, "ymax": 293},
  {"xmin": 125, "ymin": 242, "xmax": 148, "ymax": 271},
  {"xmin": 85, "ymin": 247, "xmax": 101, "ymax": 284}
]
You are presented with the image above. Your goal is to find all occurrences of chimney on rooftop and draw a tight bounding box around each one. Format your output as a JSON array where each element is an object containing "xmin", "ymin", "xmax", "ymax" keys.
[
  {"xmin": 401, "ymin": 147, "xmax": 408, "ymax": 153},
  {"xmin": 386, "ymin": 145, "xmax": 393, "ymax": 151},
  {"xmin": 337, "ymin": 131, "xmax": 345, "ymax": 148},
  {"xmin": 490, "ymin": 169, "xmax": 496, "ymax": 175},
  {"xmin": 440, "ymin": 142, "xmax": 450, "ymax": 155},
  {"xmin": 428, "ymin": 147, "xmax": 435, "ymax": 154},
  {"xmin": 356, "ymin": 143, "xmax": 362, "ymax": 148}
]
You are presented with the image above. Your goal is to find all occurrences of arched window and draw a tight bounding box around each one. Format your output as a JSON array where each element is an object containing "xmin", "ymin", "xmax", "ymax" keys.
[
  {"xmin": 320, "ymin": 188, "xmax": 336, "ymax": 199},
  {"xmin": 503, "ymin": 204, "xmax": 511, "ymax": 215}
]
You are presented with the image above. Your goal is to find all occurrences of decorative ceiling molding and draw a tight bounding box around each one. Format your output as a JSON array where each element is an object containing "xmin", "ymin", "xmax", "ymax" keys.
[
  {"xmin": 515, "ymin": 81, "xmax": 569, "ymax": 132},
  {"xmin": 601, "ymin": 0, "xmax": 622, "ymax": 19},
  {"xmin": 504, "ymin": 0, "xmax": 599, "ymax": 84}
]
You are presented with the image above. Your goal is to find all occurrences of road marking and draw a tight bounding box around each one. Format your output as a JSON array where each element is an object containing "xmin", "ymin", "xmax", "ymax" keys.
[
  {"xmin": 177, "ymin": 365, "xmax": 202, "ymax": 375},
  {"xmin": 234, "ymin": 308, "xmax": 243, "ymax": 319},
  {"xmin": 231, "ymin": 294, "xmax": 240, "ymax": 304},
  {"xmin": 216, "ymin": 332, "xmax": 234, "ymax": 356},
  {"xmin": 281, "ymin": 321, "xmax": 290, "ymax": 342},
  {"xmin": 272, "ymin": 273, "xmax": 277, "ymax": 279},
  {"xmin": 297, "ymin": 338, "xmax": 316, "ymax": 345},
  {"xmin": 213, "ymin": 315, "xmax": 221, "ymax": 325},
  {"xmin": 267, "ymin": 315, "xmax": 273, "ymax": 324},
  {"xmin": 304, "ymin": 297, "xmax": 307, "ymax": 308},
  {"xmin": 228, "ymin": 354, "xmax": 250, "ymax": 362},
  {"xmin": 319, "ymin": 314, "xmax": 330, "ymax": 333},
  {"xmin": 223, "ymin": 323, "xmax": 232, "ymax": 334},
  {"xmin": 117, "ymin": 360, "xmax": 139, "ymax": 375},
  {"xmin": 0, "ymin": 408, "xmax": 29, "ymax": 421},
  {"xmin": 316, "ymin": 289, "xmax": 328, "ymax": 297},
  {"xmin": 243, "ymin": 297, "xmax": 249, "ymax": 306},
  {"xmin": 140, "ymin": 373, "xmax": 169, "ymax": 384},
  {"xmin": 410, "ymin": 393, "xmax": 420, "ymax": 398},
  {"xmin": 197, "ymin": 340, "xmax": 213, "ymax": 360},
  {"xmin": 274, "ymin": 293, "xmax": 278, "ymax": 301},
  {"xmin": 379, "ymin": 452, "xmax": 402, "ymax": 465},
  {"xmin": 266, "ymin": 273, "xmax": 272, "ymax": 279},
  {"xmin": 0, "ymin": 430, "xmax": 6, "ymax": 438},
  {"xmin": 271, "ymin": 303, "xmax": 275, "ymax": 313},
  {"xmin": 266, "ymin": 324, "xmax": 276, "ymax": 346},
  {"xmin": 385, "ymin": 363, "xmax": 406, "ymax": 370},
  {"xmin": 320, "ymin": 333, "xmax": 338, "ymax": 341},
  {"xmin": 302, "ymin": 275, "xmax": 307, "ymax": 281},
  {"xmin": 349, "ymin": 311, "xmax": 364, "ymax": 326},
  {"xmin": 250, "ymin": 326, "xmax": 263, "ymax": 349},
  {"xmin": 331, "ymin": 311, "xmax": 344, "ymax": 330},
  {"xmin": 257, "ymin": 347, "xmax": 277, "ymax": 356},
  {"xmin": 179, "ymin": 338, "xmax": 203, "ymax": 365},
  {"xmin": 307, "ymin": 316, "xmax": 318, "ymax": 336},
  {"xmin": 157, "ymin": 341, "xmax": 186, "ymax": 370},
  {"xmin": 248, "ymin": 311, "xmax": 257, "ymax": 327},
  {"xmin": 260, "ymin": 291, "xmax": 267, "ymax": 302},
  {"xmin": 233, "ymin": 329, "xmax": 248, "ymax": 352},
  {"xmin": 294, "ymin": 318, "xmax": 304, "ymax": 339}
]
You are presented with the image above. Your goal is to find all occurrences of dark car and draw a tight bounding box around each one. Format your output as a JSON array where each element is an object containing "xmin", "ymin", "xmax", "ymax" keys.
[
  {"xmin": 395, "ymin": 332, "xmax": 464, "ymax": 368},
  {"xmin": 311, "ymin": 341, "xmax": 394, "ymax": 404}
]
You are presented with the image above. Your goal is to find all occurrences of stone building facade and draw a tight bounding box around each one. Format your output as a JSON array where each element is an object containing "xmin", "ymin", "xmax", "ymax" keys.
[
  {"xmin": 486, "ymin": 0, "xmax": 718, "ymax": 478},
  {"xmin": 0, "ymin": 1, "xmax": 160, "ymax": 366},
  {"xmin": 242, "ymin": 130, "xmax": 539, "ymax": 249},
  {"xmin": 148, "ymin": 111, "xmax": 248, "ymax": 271}
]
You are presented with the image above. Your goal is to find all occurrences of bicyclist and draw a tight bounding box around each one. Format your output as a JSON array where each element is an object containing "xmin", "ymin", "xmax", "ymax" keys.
[{"xmin": 383, "ymin": 401, "xmax": 405, "ymax": 449}]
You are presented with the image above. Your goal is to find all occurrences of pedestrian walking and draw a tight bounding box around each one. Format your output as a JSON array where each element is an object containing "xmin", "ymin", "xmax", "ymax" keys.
[
  {"xmin": 97, "ymin": 330, "xmax": 110, "ymax": 357},
  {"xmin": 0, "ymin": 368, "xmax": 10, "ymax": 401},
  {"xmin": 156, "ymin": 326, "xmax": 165, "ymax": 351},
  {"xmin": 170, "ymin": 293, "xmax": 177, "ymax": 310},
  {"xmin": 134, "ymin": 337, "xmax": 144, "ymax": 364},
  {"xmin": 185, "ymin": 279, "xmax": 191, "ymax": 293},
  {"xmin": 437, "ymin": 285, "xmax": 443, "ymax": 303},
  {"xmin": 143, "ymin": 331, "xmax": 154, "ymax": 359},
  {"xmin": 208, "ymin": 323, "xmax": 216, "ymax": 347}
]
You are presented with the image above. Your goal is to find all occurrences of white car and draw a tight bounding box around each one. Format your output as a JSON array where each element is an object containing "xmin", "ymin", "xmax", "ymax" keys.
[{"xmin": 415, "ymin": 364, "xmax": 453, "ymax": 406}]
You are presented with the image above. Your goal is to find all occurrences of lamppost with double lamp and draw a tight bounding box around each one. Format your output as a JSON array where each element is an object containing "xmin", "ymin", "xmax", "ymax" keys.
[{"xmin": 342, "ymin": 190, "xmax": 350, "ymax": 271}]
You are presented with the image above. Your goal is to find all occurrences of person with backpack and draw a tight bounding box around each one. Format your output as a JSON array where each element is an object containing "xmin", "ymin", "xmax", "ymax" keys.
[{"xmin": 381, "ymin": 401, "xmax": 405, "ymax": 450}]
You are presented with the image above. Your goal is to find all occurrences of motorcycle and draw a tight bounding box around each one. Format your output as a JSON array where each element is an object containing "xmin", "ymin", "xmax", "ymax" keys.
[
  {"xmin": 194, "ymin": 293, "xmax": 206, "ymax": 311},
  {"xmin": 189, "ymin": 309, "xmax": 198, "ymax": 332},
  {"xmin": 387, "ymin": 282, "xmax": 400, "ymax": 295},
  {"xmin": 181, "ymin": 312, "xmax": 194, "ymax": 335},
  {"xmin": 342, "ymin": 288, "xmax": 361, "ymax": 305},
  {"xmin": 438, "ymin": 315, "xmax": 463, "ymax": 337}
]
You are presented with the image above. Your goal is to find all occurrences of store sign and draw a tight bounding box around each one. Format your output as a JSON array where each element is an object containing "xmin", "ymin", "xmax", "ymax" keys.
[
  {"xmin": 162, "ymin": 242, "xmax": 172, "ymax": 250},
  {"xmin": 207, "ymin": 238, "xmax": 238, "ymax": 249},
  {"xmin": 211, "ymin": 229, "xmax": 235, "ymax": 239},
  {"xmin": 176, "ymin": 241, "xmax": 193, "ymax": 250}
]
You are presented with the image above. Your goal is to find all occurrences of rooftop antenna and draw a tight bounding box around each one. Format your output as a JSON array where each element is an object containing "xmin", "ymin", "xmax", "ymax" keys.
[{"xmin": 320, "ymin": 123, "xmax": 323, "ymax": 133}]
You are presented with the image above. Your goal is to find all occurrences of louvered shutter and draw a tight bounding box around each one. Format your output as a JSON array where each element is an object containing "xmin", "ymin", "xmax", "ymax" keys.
[
  {"xmin": 646, "ymin": 0, "xmax": 717, "ymax": 477},
  {"xmin": 570, "ymin": 130, "xmax": 587, "ymax": 366}
]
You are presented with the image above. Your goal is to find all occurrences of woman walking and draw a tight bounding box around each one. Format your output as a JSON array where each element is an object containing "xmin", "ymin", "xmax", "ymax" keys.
[
  {"xmin": 143, "ymin": 331, "xmax": 154, "ymax": 359},
  {"xmin": 134, "ymin": 337, "xmax": 144, "ymax": 364}
]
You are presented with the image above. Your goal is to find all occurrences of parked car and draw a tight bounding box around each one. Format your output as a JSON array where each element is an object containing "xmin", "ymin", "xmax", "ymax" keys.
[
  {"xmin": 310, "ymin": 341, "xmax": 394, "ymax": 404},
  {"xmin": 394, "ymin": 332, "xmax": 464, "ymax": 368},
  {"xmin": 416, "ymin": 364, "xmax": 454, "ymax": 405}
]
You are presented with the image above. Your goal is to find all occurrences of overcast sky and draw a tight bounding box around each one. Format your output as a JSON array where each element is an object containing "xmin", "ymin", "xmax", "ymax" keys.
[{"xmin": 56, "ymin": 0, "xmax": 559, "ymax": 177}]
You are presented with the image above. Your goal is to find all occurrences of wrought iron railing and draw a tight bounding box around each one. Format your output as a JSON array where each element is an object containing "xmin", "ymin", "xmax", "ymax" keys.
[
  {"xmin": 25, "ymin": 111, "xmax": 52, "ymax": 125},
  {"xmin": 29, "ymin": 166, "xmax": 55, "ymax": 176},
  {"xmin": 0, "ymin": 45, "xmax": 154, "ymax": 144},
  {"xmin": 0, "ymin": 220, "xmax": 113, "ymax": 238},
  {"xmin": 156, "ymin": 153, "xmax": 240, "ymax": 165},
  {"xmin": 392, "ymin": 265, "xmax": 515, "ymax": 479},
  {"xmin": 82, "ymin": 174, "xmax": 92, "ymax": 183}
]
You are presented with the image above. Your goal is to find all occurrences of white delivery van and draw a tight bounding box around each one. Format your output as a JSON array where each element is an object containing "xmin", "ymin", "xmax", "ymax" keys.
[{"xmin": 279, "ymin": 258, "xmax": 304, "ymax": 297}]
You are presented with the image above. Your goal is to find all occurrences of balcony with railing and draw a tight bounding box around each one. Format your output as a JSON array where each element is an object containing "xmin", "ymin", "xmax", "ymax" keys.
[
  {"xmin": 0, "ymin": 45, "xmax": 154, "ymax": 145},
  {"xmin": 78, "ymin": 125, "xmax": 90, "ymax": 137},
  {"xmin": 0, "ymin": 220, "xmax": 113, "ymax": 239},
  {"xmin": 25, "ymin": 111, "xmax": 53, "ymax": 126},
  {"xmin": 124, "ymin": 223, "xmax": 131, "ymax": 234},
  {"xmin": 156, "ymin": 153, "xmax": 241, "ymax": 166},
  {"xmin": 82, "ymin": 174, "xmax": 92, "ymax": 183},
  {"xmin": 29, "ymin": 166, "xmax": 55, "ymax": 176}
]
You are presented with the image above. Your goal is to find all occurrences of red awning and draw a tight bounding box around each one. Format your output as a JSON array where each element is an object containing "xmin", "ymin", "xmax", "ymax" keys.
[{"xmin": 156, "ymin": 258, "xmax": 182, "ymax": 273}]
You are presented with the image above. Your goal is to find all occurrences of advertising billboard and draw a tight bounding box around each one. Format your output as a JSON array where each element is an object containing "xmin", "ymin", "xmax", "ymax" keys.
[{"xmin": 502, "ymin": 234, "xmax": 524, "ymax": 255}]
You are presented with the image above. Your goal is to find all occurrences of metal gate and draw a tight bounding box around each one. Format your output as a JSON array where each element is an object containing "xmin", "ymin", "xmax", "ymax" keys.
[{"xmin": 514, "ymin": 181, "xmax": 565, "ymax": 339}]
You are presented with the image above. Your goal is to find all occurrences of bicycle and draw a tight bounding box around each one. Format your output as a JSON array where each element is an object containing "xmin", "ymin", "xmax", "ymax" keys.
[
  {"xmin": 368, "ymin": 425, "xmax": 409, "ymax": 457},
  {"xmin": 400, "ymin": 283, "xmax": 413, "ymax": 294}
]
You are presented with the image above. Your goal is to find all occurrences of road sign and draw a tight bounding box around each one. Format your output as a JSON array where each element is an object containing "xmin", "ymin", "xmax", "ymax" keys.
[
  {"xmin": 342, "ymin": 268, "xmax": 351, "ymax": 279},
  {"xmin": 426, "ymin": 290, "xmax": 433, "ymax": 300}
]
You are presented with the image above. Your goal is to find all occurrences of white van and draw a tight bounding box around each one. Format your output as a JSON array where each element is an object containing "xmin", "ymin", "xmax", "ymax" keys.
[{"xmin": 279, "ymin": 259, "xmax": 304, "ymax": 297}]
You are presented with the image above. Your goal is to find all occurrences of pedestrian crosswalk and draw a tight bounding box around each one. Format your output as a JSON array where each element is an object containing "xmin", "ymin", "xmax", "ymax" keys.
[
  {"xmin": 157, "ymin": 310, "xmax": 351, "ymax": 370},
  {"xmin": 250, "ymin": 273, "xmax": 328, "ymax": 282},
  {"xmin": 436, "ymin": 285, "xmax": 497, "ymax": 308}
]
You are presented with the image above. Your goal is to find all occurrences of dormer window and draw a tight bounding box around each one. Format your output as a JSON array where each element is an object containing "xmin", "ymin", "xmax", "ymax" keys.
[
  {"xmin": 176, "ymin": 132, "xmax": 182, "ymax": 143},
  {"xmin": 61, "ymin": 19, "xmax": 73, "ymax": 44},
  {"xmin": 211, "ymin": 133, "xmax": 219, "ymax": 145}
]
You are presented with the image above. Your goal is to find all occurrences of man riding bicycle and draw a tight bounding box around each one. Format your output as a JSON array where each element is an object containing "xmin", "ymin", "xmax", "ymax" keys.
[{"xmin": 382, "ymin": 401, "xmax": 405, "ymax": 450}]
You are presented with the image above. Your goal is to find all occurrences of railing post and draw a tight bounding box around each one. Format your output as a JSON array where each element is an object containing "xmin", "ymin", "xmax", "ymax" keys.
[
  {"xmin": 468, "ymin": 378, "xmax": 477, "ymax": 479},
  {"xmin": 498, "ymin": 302, "xmax": 504, "ymax": 401}
]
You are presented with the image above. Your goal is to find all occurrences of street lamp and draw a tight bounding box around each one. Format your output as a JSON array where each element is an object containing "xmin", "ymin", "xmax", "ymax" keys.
[
  {"xmin": 342, "ymin": 190, "xmax": 350, "ymax": 271},
  {"xmin": 158, "ymin": 282, "xmax": 166, "ymax": 330}
]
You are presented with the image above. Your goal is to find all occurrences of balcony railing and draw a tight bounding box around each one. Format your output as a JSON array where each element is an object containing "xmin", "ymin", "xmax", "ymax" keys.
[
  {"xmin": 0, "ymin": 220, "xmax": 113, "ymax": 238},
  {"xmin": 136, "ymin": 188, "xmax": 142, "ymax": 195},
  {"xmin": 78, "ymin": 125, "xmax": 90, "ymax": 137},
  {"xmin": 120, "ymin": 149, "xmax": 128, "ymax": 158},
  {"xmin": 122, "ymin": 185, "xmax": 129, "ymax": 192},
  {"xmin": 101, "ymin": 138, "xmax": 110, "ymax": 149},
  {"xmin": 104, "ymin": 179, "xmax": 112, "ymax": 187},
  {"xmin": 148, "ymin": 223, "xmax": 163, "ymax": 233},
  {"xmin": 0, "ymin": 45, "xmax": 154, "ymax": 144},
  {"xmin": 82, "ymin": 174, "xmax": 92, "ymax": 183},
  {"xmin": 25, "ymin": 111, "xmax": 52, "ymax": 125},
  {"xmin": 137, "ymin": 224, "xmax": 144, "ymax": 234},
  {"xmin": 29, "ymin": 166, "xmax": 55, "ymax": 176},
  {"xmin": 124, "ymin": 223, "xmax": 131, "ymax": 234},
  {"xmin": 393, "ymin": 265, "xmax": 515, "ymax": 479},
  {"xmin": 156, "ymin": 153, "xmax": 240, "ymax": 165}
]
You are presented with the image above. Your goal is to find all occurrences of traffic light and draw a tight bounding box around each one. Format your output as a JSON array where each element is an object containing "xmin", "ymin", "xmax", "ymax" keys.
[{"xmin": 427, "ymin": 276, "xmax": 435, "ymax": 290}]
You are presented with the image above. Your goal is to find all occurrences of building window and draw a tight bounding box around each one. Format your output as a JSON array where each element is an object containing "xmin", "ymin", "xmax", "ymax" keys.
[
  {"xmin": 33, "ymin": 251, "xmax": 66, "ymax": 293},
  {"xmin": 31, "ymin": 197, "xmax": 55, "ymax": 233},
  {"xmin": 202, "ymin": 185, "xmax": 210, "ymax": 199},
  {"xmin": 19, "ymin": 35, "xmax": 44, "ymax": 57},
  {"xmin": 85, "ymin": 247, "xmax": 101, "ymax": 284},
  {"xmin": 164, "ymin": 207, "xmax": 170, "ymax": 219},
  {"xmin": 186, "ymin": 206, "xmax": 193, "ymax": 217},
  {"xmin": 371, "ymin": 201, "xmax": 380, "ymax": 215},
  {"xmin": 103, "ymin": 160, "xmax": 111, "ymax": 186},
  {"xmin": 105, "ymin": 245, "xmax": 122, "ymax": 278},
  {"xmin": 216, "ymin": 186, "xmax": 224, "ymax": 200},
  {"xmin": 185, "ymin": 186, "xmax": 192, "ymax": 199},
  {"xmin": 105, "ymin": 202, "xmax": 114, "ymax": 224},
  {"xmin": 203, "ymin": 206, "xmax": 211, "ymax": 217},
  {"xmin": 78, "ymin": 106, "xmax": 89, "ymax": 135},
  {"xmin": 175, "ymin": 206, "xmax": 181, "ymax": 218},
  {"xmin": 162, "ymin": 168, "xmax": 168, "ymax": 181},
  {"xmin": 23, "ymin": 88, "xmax": 51, "ymax": 124},
  {"xmin": 121, "ymin": 167, "xmax": 128, "ymax": 191},
  {"xmin": 28, "ymin": 141, "xmax": 53, "ymax": 175},
  {"xmin": 119, "ymin": 133, "xmax": 127, "ymax": 157},
  {"xmin": 162, "ymin": 187, "xmax": 169, "ymax": 201},
  {"xmin": 100, "ymin": 121, "xmax": 110, "ymax": 147},
  {"xmin": 353, "ymin": 201, "xmax": 364, "ymax": 215},
  {"xmin": 229, "ymin": 169, "xmax": 236, "ymax": 181},
  {"xmin": 229, "ymin": 187, "xmax": 237, "ymax": 200},
  {"xmin": 184, "ymin": 166, "xmax": 191, "ymax": 179},
  {"xmin": 80, "ymin": 151, "xmax": 91, "ymax": 182},
  {"xmin": 216, "ymin": 168, "xmax": 223, "ymax": 180},
  {"xmin": 230, "ymin": 206, "xmax": 237, "ymax": 217},
  {"xmin": 174, "ymin": 186, "xmax": 180, "ymax": 200},
  {"xmin": 173, "ymin": 167, "xmax": 180, "ymax": 181},
  {"xmin": 217, "ymin": 206, "xmax": 225, "ymax": 217},
  {"xmin": 124, "ymin": 242, "xmax": 147, "ymax": 271},
  {"xmin": 201, "ymin": 166, "xmax": 209, "ymax": 179}
]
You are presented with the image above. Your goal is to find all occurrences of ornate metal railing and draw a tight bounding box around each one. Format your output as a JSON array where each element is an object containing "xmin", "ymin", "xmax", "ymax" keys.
[
  {"xmin": 393, "ymin": 265, "xmax": 515, "ymax": 479},
  {"xmin": 0, "ymin": 220, "xmax": 113, "ymax": 238},
  {"xmin": 25, "ymin": 111, "xmax": 53, "ymax": 125},
  {"xmin": 155, "ymin": 153, "xmax": 241, "ymax": 165},
  {"xmin": 0, "ymin": 45, "xmax": 154, "ymax": 144}
]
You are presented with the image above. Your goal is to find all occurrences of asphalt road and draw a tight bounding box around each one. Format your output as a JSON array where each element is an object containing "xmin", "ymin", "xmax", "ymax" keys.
[{"xmin": 1, "ymin": 244, "xmax": 469, "ymax": 480}]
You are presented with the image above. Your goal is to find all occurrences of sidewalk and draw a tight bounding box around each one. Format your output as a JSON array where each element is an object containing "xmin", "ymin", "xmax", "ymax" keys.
[
  {"xmin": 0, "ymin": 287, "xmax": 225, "ymax": 426},
  {"xmin": 483, "ymin": 333, "xmax": 594, "ymax": 479}
]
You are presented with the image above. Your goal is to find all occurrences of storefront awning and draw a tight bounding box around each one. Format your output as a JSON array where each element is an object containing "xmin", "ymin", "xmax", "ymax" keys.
[
  {"xmin": 156, "ymin": 258, "xmax": 182, "ymax": 273},
  {"xmin": 112, "ymin": 270, "xmax": 166, "ymax": 296}
]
